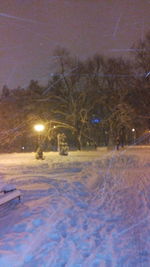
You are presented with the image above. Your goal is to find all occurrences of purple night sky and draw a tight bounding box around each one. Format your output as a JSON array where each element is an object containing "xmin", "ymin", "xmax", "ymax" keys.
[{"xmin": 0, "ymin": 0, "xmax": 149, "ymax": 90}]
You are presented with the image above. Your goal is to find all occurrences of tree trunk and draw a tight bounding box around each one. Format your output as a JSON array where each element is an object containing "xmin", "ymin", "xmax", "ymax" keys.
[
  {"xmin": 77, "ymin": 134, "xmax": 82, "ymax": 150},
  {"xmin": 107, "ymin": 128, "xmax": 115, "ymax": 150}
]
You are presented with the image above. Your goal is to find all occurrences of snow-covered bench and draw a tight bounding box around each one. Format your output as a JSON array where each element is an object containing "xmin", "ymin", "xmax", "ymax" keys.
[{"xmin": 0, "ymin": 185, "xmax": 21, "ymax": 206}]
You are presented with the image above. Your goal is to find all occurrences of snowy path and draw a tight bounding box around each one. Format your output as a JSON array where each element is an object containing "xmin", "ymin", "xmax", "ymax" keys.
[{"xmin": 0, "ymin": 148, "xmax": 150, "ymax": 266}]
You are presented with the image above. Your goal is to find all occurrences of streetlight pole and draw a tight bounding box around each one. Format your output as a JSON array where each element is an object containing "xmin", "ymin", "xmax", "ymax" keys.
[
  {"xmin": 132, "ymin": 128, "xmax": 136, "ymax": 144},
  {"xmin": 34, "ymin": 124, "xmax": 45, "ymax": 159}
]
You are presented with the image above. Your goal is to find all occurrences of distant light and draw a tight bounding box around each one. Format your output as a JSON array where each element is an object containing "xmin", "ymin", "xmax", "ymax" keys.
[
  {"xmin": 132, "ymin": 128, "xmax": 135, "ymax": 132},
  {"xmin": 34, "ymin": 124, "xmax": 45, "ymax": 132},
  {"xmin": 91, "ymin": 118, "xmax": 101, "ymax": 124},
  {"xmin": 22, "ymin": 147, "xmax": 25, "ymax": 150}
]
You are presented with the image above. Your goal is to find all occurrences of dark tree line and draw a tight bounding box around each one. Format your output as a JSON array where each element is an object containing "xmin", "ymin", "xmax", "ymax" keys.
[{"xmin": 0, "ymin": 32, "xmax": 149, "ymax": 152}]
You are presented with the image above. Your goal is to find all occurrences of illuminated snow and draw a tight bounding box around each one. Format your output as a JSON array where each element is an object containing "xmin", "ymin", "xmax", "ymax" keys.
[{"xmin": 0, "ymin": 147, "xmax": 150, "ymax": 266}]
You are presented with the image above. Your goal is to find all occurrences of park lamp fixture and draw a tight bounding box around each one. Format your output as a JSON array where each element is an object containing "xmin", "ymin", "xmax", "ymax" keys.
[{"xmin": 34, "ymin": 124, "xmax": 45, "ymax": 132}]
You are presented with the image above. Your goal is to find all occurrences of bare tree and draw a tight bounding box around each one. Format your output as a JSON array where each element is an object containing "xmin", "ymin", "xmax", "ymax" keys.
[{"xmin": 44, "ymin": 48, "xmax": 102, "ymax": 149}]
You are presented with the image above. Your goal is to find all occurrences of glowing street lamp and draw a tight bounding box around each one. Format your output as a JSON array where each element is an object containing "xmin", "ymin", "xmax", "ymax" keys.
[
  {"xmin": 131, "ymin": 128, "xmax": 136, "ymax": 144},
  {"xmin": 34, "ymin": 124, "xmax": 45, "ymax": 132},
  {"xmin": 34, "ymin": 124, "xmax": 45, "ymax": 150}
]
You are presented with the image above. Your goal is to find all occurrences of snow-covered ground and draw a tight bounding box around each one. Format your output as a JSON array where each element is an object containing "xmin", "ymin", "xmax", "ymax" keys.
[{"xmin": 0, "ymin": 146, "xmax": 150, "ymax": 267}]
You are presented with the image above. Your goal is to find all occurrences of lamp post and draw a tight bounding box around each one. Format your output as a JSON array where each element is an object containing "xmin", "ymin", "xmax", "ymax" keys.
[
  {"xmin": 34, "ymin": 124, "xmax": 45, "ymax": 143},
  {"xmin": 132, "ymin": 128, "xmax": 136, "ymax": 144},
  {"xmin": 34, "ymin": 124, "xmax": 45, "ymax": 153}
]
